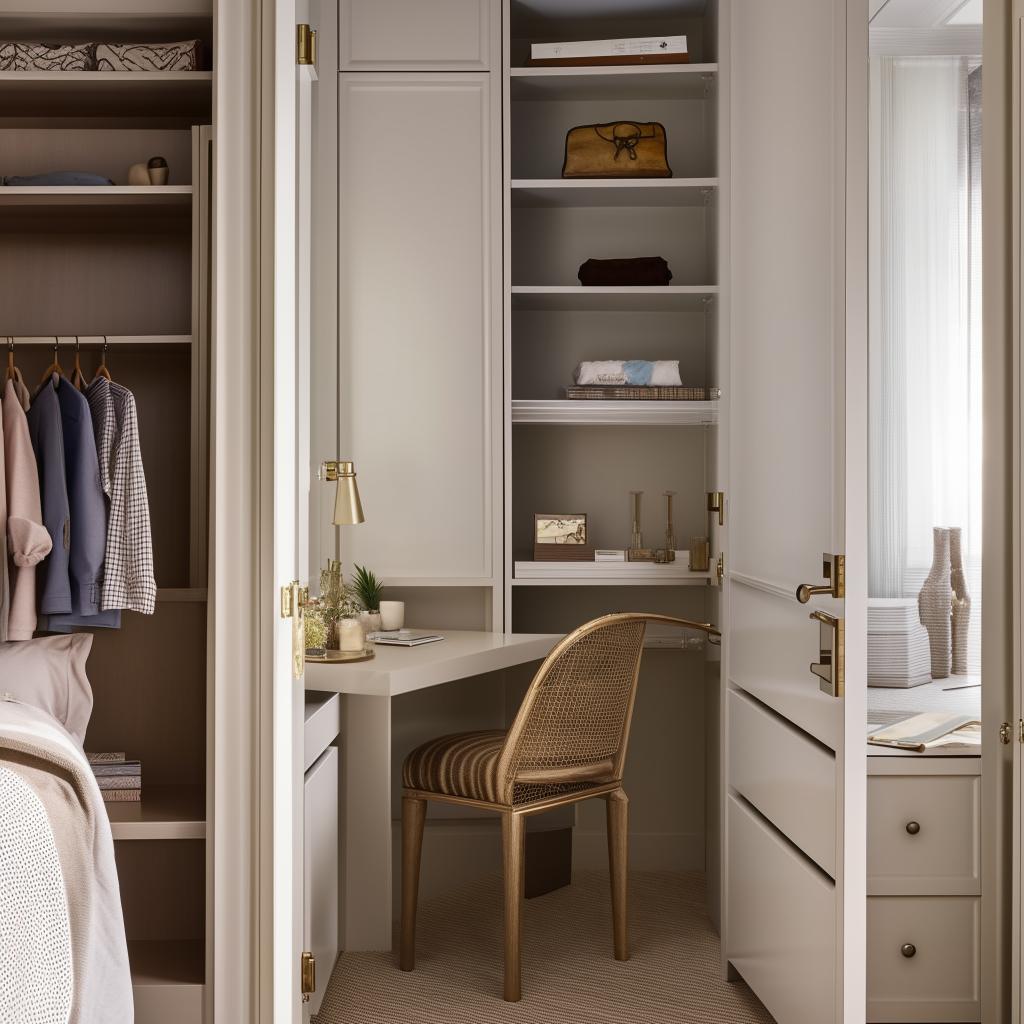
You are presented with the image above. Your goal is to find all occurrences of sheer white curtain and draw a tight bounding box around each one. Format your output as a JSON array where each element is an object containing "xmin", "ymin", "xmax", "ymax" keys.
[{"xmin": 869, "ymin": 56, "xmax": 983, "ymax": 673}]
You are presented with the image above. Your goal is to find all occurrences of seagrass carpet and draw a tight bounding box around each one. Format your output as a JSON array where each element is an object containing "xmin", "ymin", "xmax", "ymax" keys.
[{"xmin": 315, "ymin": 871, "xmax": 775, "ymax": 1024}]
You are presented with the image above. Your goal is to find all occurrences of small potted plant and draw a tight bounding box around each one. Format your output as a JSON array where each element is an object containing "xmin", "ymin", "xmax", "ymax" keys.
[{"xmin": 352, "ymin": 564, "xmax": 384, "ymax": 633}]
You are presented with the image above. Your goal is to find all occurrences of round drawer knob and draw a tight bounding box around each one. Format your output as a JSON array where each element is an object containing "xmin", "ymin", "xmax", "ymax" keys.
[
  {"xmin": 901, "ymin": 943, "xmax": 917, "ymax": 959},
  {"xmin": 905, "ymin": 821, "xmax": 921, "ymax": 835}
]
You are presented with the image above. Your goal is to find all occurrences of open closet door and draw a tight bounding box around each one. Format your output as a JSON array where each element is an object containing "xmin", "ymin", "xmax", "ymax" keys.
[
  {"xmin": 723, "ymin": 2, "xmax": 867, "ymax": 1023},
  {"xmin": 268, "ymin": 1, "xmax": 315, "ymax": 1020}
]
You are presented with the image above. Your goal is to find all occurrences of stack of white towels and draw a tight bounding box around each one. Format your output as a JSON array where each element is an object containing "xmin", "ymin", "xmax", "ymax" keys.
[{"xmin": 868, "ymin": 599, "xmax": 932, "ymax": 688}]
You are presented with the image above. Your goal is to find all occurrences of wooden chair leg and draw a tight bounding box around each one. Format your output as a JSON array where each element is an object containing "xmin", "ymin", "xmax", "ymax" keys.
[
  {"xmin": 399, "ymin": 796, "xmax": 427, "ymax": 972},
  {"xmin": 501, "ymin": 810, "xmax": 526, "ymax": 1001},
  {"xmin": 606, "ymin": 789, "xmax": 629, "ymax": 961}
]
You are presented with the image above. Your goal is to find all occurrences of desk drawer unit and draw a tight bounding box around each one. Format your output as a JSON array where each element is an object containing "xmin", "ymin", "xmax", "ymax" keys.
[
  {"xmin": 866, "ymin": 757, "xmax": 981, "ymax": 1023},
  {"xmin": 867, "ymin": 766, "xmax": 980, "ymax": 896},
  {"xmin": 867, "ymin": 895, "xmax": 980, "ymax": 1023}
]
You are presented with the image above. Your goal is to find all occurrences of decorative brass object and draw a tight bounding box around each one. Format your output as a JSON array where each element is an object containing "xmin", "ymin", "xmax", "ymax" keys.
[
  {"xmin": 280, "ymin": 581, "xmax": 309, "ymax": 680},
  {"xmin": 663, "ymin": 491, "xmax": 677, "ymax": 552},
  {"xmin": 796, "ymin": 553, "xmax": 845, "ymax": 603},
  {"xmin": 300, "ymin": 950, "xmax": 316, "ymax": 1000},
  {"xmin": 296, "ymin": 23, "xmax": 317, "ymax": 66},
  {"xmin": 628, "ymin": 490, "xmax": 644, "ymax": 553}
]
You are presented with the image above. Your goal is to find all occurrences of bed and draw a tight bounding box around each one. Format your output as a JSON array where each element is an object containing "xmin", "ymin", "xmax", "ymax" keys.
[{"xmin": 0, "ymin": 636, "xmax": 133, "ymax": 1024}]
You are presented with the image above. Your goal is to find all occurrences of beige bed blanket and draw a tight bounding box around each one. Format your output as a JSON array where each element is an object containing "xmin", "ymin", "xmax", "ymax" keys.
[{"xmin": 0, "ymin": 697, "xmax": 132, "ymax": 1023}]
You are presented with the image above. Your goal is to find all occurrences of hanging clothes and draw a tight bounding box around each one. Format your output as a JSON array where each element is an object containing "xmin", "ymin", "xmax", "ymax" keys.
[
  {"xmin": 42, "ymin": 376, "xmax": 121, "ymax": 632},
  {"xmin": 2, "ymin": 379, "xmax": 49, "ymax": 640},
  {"xmin": 86, "ymin": 376, "xmax": 155, "ymax": 615},
  {"xmin": 26, "ymin": 375, "xmax": 71, "ymax": 616},
  {"xmin": 0, "ymin": 411, "xmax": 8, "ymax": 642}
]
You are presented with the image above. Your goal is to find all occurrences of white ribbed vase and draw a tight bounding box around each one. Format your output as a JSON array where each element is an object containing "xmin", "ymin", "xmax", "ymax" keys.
[
  {"xmin": 918, "ymin": 527, "xmax": 951, "ymax": 679},
  {"xmin": 949, "ymin": 527, "xmax": 971, "ymax": 675}
]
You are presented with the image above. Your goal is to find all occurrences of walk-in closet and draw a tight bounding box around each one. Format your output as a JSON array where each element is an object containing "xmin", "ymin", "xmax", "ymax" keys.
[{"xmin": 0, "ymin": 2, "xmax": 213, "ymax": 1020}]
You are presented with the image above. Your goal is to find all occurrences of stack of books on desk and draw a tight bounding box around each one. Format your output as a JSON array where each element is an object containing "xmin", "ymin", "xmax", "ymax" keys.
[
  {"xmin": 868, "ymin": 599, "xmax": 931, "ymax": 688},
  {"xmin": 87, "ymin": 752, "xmax": 141, "ymax": 803}
]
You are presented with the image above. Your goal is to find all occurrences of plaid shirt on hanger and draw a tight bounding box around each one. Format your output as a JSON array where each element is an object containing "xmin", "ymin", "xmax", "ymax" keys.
[{"xmin": 86, "ymin": 376, "xmax": 156, "ymax": 615}]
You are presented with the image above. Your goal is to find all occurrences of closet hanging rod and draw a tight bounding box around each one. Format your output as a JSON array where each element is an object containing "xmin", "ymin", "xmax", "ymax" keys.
[{"xmin": 3, "ymin": 334, "xmax": 191, "ymax": 347}]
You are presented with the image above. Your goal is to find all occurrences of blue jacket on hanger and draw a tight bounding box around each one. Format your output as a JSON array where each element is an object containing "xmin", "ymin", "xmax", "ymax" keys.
[{"xmin": 26, "ymin": 376, "xmax": 71, "ymax": 616}]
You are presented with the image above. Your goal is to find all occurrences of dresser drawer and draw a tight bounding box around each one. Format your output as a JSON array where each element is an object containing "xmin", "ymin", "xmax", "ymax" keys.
[
  {"xmin": 867, "ymin": 896, "xmax": 980, "ymax": 1023},
  {"xmin": 867, "ymin": 768, "xmax": 980, "ymax": 896},
  {"xmin": 728, "ymin": 688, "xmax": 836, "ymax": 876}
]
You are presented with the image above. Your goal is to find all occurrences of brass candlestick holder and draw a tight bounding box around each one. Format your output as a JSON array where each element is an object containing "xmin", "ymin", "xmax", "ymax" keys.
[{"xmin": 628, "ymin": 490, "xmax": 653, "ymax": 561}]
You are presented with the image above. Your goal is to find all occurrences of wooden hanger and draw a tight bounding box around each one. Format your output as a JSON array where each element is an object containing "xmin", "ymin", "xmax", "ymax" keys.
[
  {"xmin": 71, "ymin": 336, "xmax": 86, "ymax": 391},
  {"xmin": 93, "ymin": 336, "xmax": 112, "ymax": 382},
  {"xmin": 38, "ymin": 337, "xmax": 63, "ymax": 386}
]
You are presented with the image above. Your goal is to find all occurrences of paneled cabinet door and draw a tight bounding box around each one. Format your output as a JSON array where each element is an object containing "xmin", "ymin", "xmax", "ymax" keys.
[
  {"xmin": 338, "ymin": 72, "xmax": 500, "ymax": 582},
  {"xmin": 339, "ymin": 0, "xmax": 497, "ymax": 70}
]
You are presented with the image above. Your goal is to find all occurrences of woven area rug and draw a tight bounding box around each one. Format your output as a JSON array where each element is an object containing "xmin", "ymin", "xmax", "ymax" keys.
[{"xmin": 315, "ymin": 871, "xmax": 775, "ymax": 1024}]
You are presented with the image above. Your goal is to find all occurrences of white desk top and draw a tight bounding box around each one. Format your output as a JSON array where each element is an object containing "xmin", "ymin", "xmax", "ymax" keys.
[
  {"xmin": 303, "ymin": 630, "xmax": 560, "ymax": 697},
  {"xmin": 867, "ymin": 676, "xmax": 981, "ymax": 759}
]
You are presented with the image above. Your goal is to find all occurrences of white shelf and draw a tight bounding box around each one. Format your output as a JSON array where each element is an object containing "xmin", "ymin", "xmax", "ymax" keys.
[
  {"xmin": 0, "ymin": 71, "xmax": 212, "ymax": 119},
  {"xmin": 510, "ymin": 64, "xmax": 717, "ymax": 101},
  {"xmin": 512, "ymin": 399, "xmax": 718, "ymax": 425},
  {"xmin": 0, "ymin": 186, "xmax": 192, "ymax": 208},
  {"xmin": 129, "ymin": 939, "xmax": 203, "ymax": 1023},
  {"xmin": 511, "ymin": 178, "xmax": 717, "ymax": 208},
  {"xmin": 107, "ymin": 785, "xmax": 205, "ymax": 841},
  {"xmin": 511, "ymin": 285, "xmax": 717, "ymax": 311},
  {"xmin": 514, "ymin": 560, "xmax": 713, "ymax": 587}
]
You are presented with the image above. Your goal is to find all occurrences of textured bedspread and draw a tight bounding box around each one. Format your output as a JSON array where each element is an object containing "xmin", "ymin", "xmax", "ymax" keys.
[{"xmin": 0, "ymin": 698, "xmax": 132, "ymax": 1024}]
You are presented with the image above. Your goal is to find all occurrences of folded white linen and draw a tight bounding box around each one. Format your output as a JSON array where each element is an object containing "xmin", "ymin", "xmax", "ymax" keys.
[{"xmin": 574, "ymin": 360, "xmax": 682, "ymax": 386}]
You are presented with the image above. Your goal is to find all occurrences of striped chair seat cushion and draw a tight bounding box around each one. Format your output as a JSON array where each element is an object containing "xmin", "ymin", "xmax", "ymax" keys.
[
  {"xmin": 403, "ymin": 731, "xmax": 506, "ymax": 804},
  {"xmin": 403, "ymin": 731, "xmax": 617, "ymax": 807}
]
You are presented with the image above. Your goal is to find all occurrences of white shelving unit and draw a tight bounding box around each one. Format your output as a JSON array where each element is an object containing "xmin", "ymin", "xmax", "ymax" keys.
[
  {"xmin": 512, "ymin": 399, "xmax": 719, "ymax": 425},
  {"xmin": 0, "ymin": 185, "xmax": 193, "ymax": 207},
  {"xmin": 511, "ymin": 177, "xmax": 717, "ymax": 207},
  {"xmin": 0, "ymin": 8, "xmax": 213, "ymax": 1021},
  {"xmin": 509, "ymin": 63, "xmax": 717, "ymax": 100},
  {"xmin": 511, "ymin": 285, "xmax": 718, "ymax": 311}
]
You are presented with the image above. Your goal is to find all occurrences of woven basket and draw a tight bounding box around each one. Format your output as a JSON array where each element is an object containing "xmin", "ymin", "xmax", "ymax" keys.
[{"xmin": 565, "ymin": 385, "xmax": 720, "ymax": 401}]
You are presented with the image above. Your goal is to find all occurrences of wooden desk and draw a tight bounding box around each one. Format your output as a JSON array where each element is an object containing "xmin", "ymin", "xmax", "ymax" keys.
[{"xmin": 305, "ymin": 630, "xmax": 559, "ymax": 951}]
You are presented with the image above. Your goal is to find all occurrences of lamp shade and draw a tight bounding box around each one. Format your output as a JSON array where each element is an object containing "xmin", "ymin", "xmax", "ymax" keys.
[{"xmin": 332, "ymin": 461, "xmax": 365, "ymax": 525}]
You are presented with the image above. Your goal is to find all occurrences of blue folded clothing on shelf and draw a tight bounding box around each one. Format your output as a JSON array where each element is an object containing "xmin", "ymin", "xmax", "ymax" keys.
[{"xmin": 2, "ymin": 171, "xmax": 114, "ymax": 186}]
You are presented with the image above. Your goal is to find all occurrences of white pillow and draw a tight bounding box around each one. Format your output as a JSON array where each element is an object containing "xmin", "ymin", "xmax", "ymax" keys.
[{"xmin": 0, "ymin": 634, "xmax": 94, "ymax": 744}]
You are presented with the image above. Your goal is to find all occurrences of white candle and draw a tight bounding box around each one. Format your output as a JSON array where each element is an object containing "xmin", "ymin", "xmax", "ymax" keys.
[{"xmin": 338, "ymin": 618, "xmax": 365, "ymax": 652}]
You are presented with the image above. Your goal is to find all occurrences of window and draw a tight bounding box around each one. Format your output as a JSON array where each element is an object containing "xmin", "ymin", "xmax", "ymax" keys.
[{"xmin": 869, "ymin": 56, "xmax": 982, "ymax": 673}]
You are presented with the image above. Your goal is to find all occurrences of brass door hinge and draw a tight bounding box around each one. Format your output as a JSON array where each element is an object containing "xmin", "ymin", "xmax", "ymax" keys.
[
  {"xmin": 716, "ymin": 552, "xmax": 725, "ymax": 585},
  {"xmin": 297, "ymin": 23, "xmax": 317, "ymax": 66},
  {"xmin": 281, "ymin": 581, "xmax": 309, "ymax": 679},
  {"xmin": 300, "ymin": 950, "xmax": 316, "ymax": 1001},
  {"xmin": 999, "ymin": 721, "xmax": 1013, "ymax": 745},
  {"xmin": 707, "ymin": 491, "xmax": 725, "ymax": 527}
]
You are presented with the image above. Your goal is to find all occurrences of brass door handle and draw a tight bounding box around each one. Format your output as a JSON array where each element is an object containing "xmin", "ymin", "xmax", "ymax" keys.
[
  {"xmin": 796, "ymin": 553, "xmax": 845, "ymax": 603},
  {"xmin": 809, "ymin": 610, "xmax": 844, "ymax": 698}
]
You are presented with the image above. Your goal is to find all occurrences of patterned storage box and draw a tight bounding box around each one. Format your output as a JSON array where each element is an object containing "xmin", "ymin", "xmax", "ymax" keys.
[
  {"xmin": 0, "ymin": 42, "xmax": 94, "ymax": 71},
  {"xmin": 95, "ymin": 40, "xmax": 202, "ymax": 72}
]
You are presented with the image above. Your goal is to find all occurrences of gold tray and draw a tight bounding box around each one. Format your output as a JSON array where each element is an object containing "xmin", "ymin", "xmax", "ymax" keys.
[{"xmin": 305, "ymin": 648, "xmax": 375, "ymax": 664}]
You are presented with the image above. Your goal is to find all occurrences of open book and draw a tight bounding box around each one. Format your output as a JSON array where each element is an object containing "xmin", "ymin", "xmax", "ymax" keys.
[{"xmin": 867, "ymin": 712, "xmax": 981, "ymax": 752}]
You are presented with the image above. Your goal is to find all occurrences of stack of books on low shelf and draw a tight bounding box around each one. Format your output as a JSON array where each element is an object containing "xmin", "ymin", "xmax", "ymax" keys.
[
  {"xmin": 529, "ymin": 35, "xmax": 689, "ymax": 67},
  {"xmin": 868, "ymin": 598, "xmax": 931, "ymax": 688},
  {"xmin": 88, "ymin": 752, "xmax": 141, "ymax": 803}
]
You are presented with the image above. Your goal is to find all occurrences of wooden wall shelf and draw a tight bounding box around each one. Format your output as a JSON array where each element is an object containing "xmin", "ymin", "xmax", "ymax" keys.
[
  {"xmin": 107, "ymin": 784, "xmax": 205, "ymax": 841},
  {"xmin": 0, "ymin": 186, "xmax": 192, "ymax": 207},
  {"xmin": 511, "ymin": 177, "xmax": 718, "ymax": 208},
  {"xmin": 511, "ymin": 399, "xmax": 718, "ymax": 426},
  {"xmin": 509, "ymin": 64, "xmax": 717, "ymax": 101},
  {"xmin": 511, "ymin": 284, "xmax": 717, "ymax": 311}
]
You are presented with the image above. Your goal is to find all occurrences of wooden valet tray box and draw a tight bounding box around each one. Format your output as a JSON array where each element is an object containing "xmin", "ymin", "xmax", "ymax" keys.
[
  {"xmin": 534, "ymin": 544, "xmax": 594, "ymax": 561},
  {"xmin": 527, "ymin": 53, "xmax": 689, "ymax": 67}
]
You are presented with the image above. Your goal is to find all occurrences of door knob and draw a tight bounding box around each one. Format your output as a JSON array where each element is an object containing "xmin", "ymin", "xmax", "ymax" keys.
[
  {"xmin": 901, "ymin": 943, "xmax": 916, "ymax": 958},
  {"xmin": 905, "ymin": 821, "xmax": 921, "ymax": 835},
  {"xmin": 796, "ymin": 553, "xmax": 845, "ymax": 603}
]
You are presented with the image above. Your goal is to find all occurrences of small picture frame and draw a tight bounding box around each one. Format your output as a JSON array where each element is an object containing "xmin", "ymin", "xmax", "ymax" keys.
[{"xmin": 534, "ymin": 514, "xmax": 593, "ymax": 561}]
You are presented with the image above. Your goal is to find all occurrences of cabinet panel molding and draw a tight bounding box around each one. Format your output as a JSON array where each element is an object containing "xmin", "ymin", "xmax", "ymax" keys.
[
  {"xmin": 337, "ymin": 73, "xmax": 500, "ymax": 581},
  {"xmin": 339, "ymin": 0, "xmax": 496, "ymax": 70}
]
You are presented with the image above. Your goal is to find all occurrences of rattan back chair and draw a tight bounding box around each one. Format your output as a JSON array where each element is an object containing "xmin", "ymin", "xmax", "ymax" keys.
[{"xmin": 399, "ymin": 612, "xmax": 720, "ymax": 1001}]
